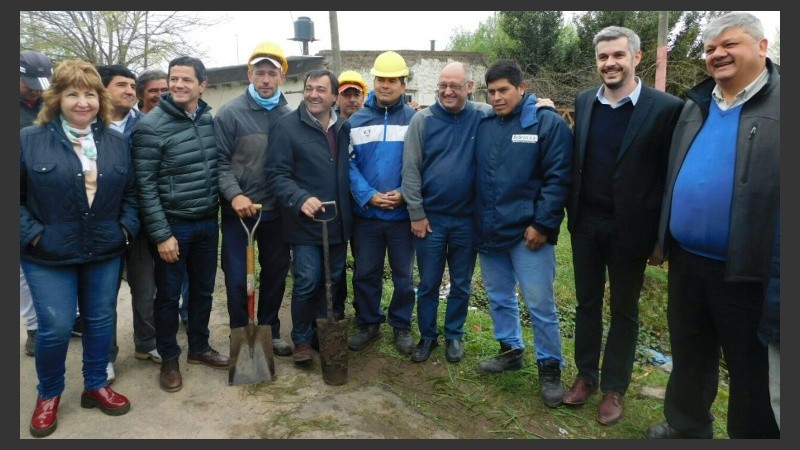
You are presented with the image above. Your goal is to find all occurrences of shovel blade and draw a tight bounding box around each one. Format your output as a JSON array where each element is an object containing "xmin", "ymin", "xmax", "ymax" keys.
[
  {"xmin": 229, "ymin": 324, "xmax": 275, "ymax": 386},
  {"xmin": 316, "ymin": 318, "xmax": 349, "ymax": 385}
]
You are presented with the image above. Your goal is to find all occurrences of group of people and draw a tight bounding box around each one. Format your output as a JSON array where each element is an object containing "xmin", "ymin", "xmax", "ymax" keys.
[{"xmin": 20, "ymin": 11, "xmax": 778, "ymax": 439}]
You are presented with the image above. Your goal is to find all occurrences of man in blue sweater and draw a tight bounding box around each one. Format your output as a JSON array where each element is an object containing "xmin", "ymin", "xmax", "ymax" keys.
[{"xmin": 645, "ymin": 12, "xmax": 779, "ymax": 439}]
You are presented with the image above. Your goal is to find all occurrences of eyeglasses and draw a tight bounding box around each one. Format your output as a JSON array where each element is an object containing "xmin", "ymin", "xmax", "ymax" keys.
[{"xmin": 437, "ymin": 81, "xmax": 470, "ymax": 92}]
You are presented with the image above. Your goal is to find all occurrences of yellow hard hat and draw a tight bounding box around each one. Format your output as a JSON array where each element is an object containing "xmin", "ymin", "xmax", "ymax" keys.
[
  {"xmin": 370, "ymin": 51, "xmax": 409, "ymax": 78},
  {"xmin": 248, "ymin": 41, "xmax": 288, "ymax": 74},
  {"xmin": 337, "ymin": 70, "xmax": 368, "ymax": 94}
]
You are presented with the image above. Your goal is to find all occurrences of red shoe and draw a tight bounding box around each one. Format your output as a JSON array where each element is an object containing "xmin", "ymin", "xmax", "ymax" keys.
[
  {"xmin": 30, "ymin": 395, "xmax": 60, "ymax": 438},
  {"xmin": 80, "ymin": 386, "xmax": 131, "ymax": 416}
]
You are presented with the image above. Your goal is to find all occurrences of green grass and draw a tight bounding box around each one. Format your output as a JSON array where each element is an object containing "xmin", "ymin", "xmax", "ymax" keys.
[
  {"xmin": 351, "ymin": 222, "xmax": 731, "ymax": 439},
  {"xmin": 251, "ymin": 221, "xmax": 731, "ymax": 438}
]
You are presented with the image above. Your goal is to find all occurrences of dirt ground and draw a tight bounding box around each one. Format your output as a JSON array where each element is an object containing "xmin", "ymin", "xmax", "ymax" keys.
[{"xmin": 19, "ymin": 269, "xmax": 458, "ymax": 439}]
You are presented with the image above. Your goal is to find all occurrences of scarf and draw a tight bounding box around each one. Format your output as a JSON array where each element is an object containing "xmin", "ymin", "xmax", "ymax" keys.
[
  {"xmin": 61, "ymin": 116, "xmax": 97, "ymax": 173},
  {"xmin": 248, "ymin": 84, "xmax": 282, "ymax": 111}
]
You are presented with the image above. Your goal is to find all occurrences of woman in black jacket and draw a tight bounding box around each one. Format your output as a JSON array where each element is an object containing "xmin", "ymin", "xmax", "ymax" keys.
[{"xmin": 20, "ymin": 59, "xmax": 139, "ymax": 438}]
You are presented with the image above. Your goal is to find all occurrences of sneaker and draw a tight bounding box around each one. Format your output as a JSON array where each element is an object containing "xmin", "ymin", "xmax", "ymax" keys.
[
  {"xmin": 477, "ymin": 342, "xmax": 524, "ymax": 374},
  {"xmin": 272, "ymin": 338, "xmax": 293, "ymax": 357},
  {"xmin": 134, "ymin": 348, "xmax": 163, "ymax": 364},
  {"xmin": 71, "ymin": 315, "xmax": 84, "ymax": 337},
  {"xmin": 25, "ymin": 329, "xmax": 36, "ymax": 357},
  {"xmin": 393, "ymin": 328, "xmax": 414, "ymax": 355},
  {"xmin": 106, "ymin": 362, "xmax": 116, "ymax": 385},
  {"xmin": 347, "ymin": 324, "xmax": 381, "ymax": 351},
  {"xmin": 292, "ymin": 342, "xmax": 313, "ymax": 363},
  {"xmin": 537, "ymin": 358, "xmax": 564, "ymax": 408}
]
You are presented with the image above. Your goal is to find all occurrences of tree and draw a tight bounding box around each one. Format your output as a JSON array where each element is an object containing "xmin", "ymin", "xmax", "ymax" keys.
[
  {"xmin": 20, "ymin": 11, "xmax": 222, "ymax": 72},
  {"xmin": 450, "ymin": 11, "xmax": 716, "ymax": 102},
  {"xmin": 449, "ymin": 13, "xmax": 514, "ymax": 59}
]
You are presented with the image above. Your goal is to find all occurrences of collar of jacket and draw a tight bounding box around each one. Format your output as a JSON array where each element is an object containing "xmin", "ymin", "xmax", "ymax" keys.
[
  {"xmin": 298, "ymin": 102, "xmax": 344, "ymax": 134},
  {"xmin": 686, "ymin": 57, "xmax": 779, "ymax": 119},
  {"xmin": 486, "ymin": 92, "xmax": 540, "ymax": 127},
  {"xmin": 158, "ymin": 92, "xmax": 210, "ymax": 120},
  {"xmin": 364, "ymin": 90, "xmax": 406, "ymax": 114}
]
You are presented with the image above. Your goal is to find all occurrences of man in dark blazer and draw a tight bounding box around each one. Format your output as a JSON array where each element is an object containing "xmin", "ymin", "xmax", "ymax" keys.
[{"xmin": 563, "ymin": 26, "xmax": 683, "ymax": 425}]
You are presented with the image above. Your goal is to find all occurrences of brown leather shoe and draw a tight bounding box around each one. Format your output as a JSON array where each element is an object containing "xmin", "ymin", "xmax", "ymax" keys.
[
  {"xmin": 597, "ymin": 391, "xmax": 623, "ymax": 425},
  {"xmin": 30, "ymin": 395, "xmax": 60, "ymax": 438},
  {"xmin": 563, "ymin": 376, "xmax": 598, "ymax": 405},
  {"xmin": 293, "ymin": 342, "xmax": 313, "ymax": 363},
  {"xmin": 187, "ymin": 348, "xmax": 229, "ymax": 369},
  {"xmin": 159, "ymin": 358, "xmax": 183, "ymax": 392},
  {"xmin": 80, "ymin": 386, "xmax": 131, "ymax": 416}
]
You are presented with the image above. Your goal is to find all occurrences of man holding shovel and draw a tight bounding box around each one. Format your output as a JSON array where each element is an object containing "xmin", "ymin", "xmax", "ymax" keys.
[
  {"xmin": 215, "ymin": 42, "xmax": 293, "ymax": 360},
  {"xmin": 266, "ymin": 69, "xmax": 353, "ymax": 364}
]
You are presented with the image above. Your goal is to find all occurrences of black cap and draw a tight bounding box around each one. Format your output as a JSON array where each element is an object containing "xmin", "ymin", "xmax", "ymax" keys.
[{"xmin": 20, "ymin": 50, "xmax": 52, "ymax": 91}]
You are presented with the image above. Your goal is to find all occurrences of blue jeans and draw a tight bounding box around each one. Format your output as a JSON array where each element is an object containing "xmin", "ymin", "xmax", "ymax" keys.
[
  {"xmin": 290, "ymin": 243, "xmax": 347, "ymax": 345},
  {"xmin": 220, "ymin": 212, "xmax": 290, "ymax": 336},
  {"xmin": 22, "ymin": 256, "xmax": 122, "ymax": 397},
  {"xmin": 151, "ymin": 217, "xmax": 219, "ymax": 361},
  {"xmin": 478, "ymin": 240, "xmax": 563, "ymax": 363},
  {"xmin": 351, "ymin": 217, "xmax": 415, "ymax": 330},
  {"xmin": 415, "ymin": 213, "xmax": 476, "ymax": 340}
]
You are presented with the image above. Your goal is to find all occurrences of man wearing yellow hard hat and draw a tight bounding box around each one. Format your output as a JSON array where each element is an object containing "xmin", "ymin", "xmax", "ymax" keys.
[
  {"xmin": 214, "ymin": 41, "xmax": 294, "ymax": 358},
  {"xmin": 347, "ymin": 51, "xmax": 418, "ymax": 356},
  {"xmin": 335, "ymin": 70, "xmax": 367, "ymax": 121}
]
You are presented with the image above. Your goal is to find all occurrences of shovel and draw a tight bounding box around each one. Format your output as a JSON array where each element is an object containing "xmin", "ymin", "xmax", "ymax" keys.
[
  {"xmin": 313, "ymin": 201, "xmax": 349, "ymax": 386},
  {"xmin": 229, "ymin": 204, "xmax": 275, "ymax": 385}
]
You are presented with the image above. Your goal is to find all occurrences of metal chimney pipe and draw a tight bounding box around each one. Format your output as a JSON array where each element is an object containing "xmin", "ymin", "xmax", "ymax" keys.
[{"xmin": 430, "ymin": 40, "xmax": 436, "ymax": 51}]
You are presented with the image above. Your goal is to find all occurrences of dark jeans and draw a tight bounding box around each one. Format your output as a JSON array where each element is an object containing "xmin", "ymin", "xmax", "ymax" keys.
[
  {"xmin": 126, "ymin": 233, "xmax": 157, "ymax": 353},
  {"xmin": 151, "ymin": 217, "xmax": 219, "ymax": 361},
  {"xmin": 414, "ymin": 213, "xmax": 476, "ymax": 340},
  {"xmin": 220, "ymin": 212, "xmax": 290, "ymax": 338},
  {"xmin": 664, "ymin": 244, "xmax": 779, "ymax": 438},
  {"xmin": 570, "ymin": 211, "xmax": 646, "ymax": 394},
  {"xmin": 290, "ymin": 243, "xmax": 347, "ymax": 345},
  {"xmin": 351, "ymin": 217, "xmax": 415, "ymax": 330}
]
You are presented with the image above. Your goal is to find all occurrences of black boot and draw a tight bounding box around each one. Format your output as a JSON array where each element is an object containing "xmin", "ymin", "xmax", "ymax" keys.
[
  {"xmin": 347, "ymin": 324, "xmax": 381, "ymax": 351},
  {"xmin": 537, "ymin": 358, "xmax": 564, "ymax": 408},
  {"xmin": 477, "ymin": 342, "xmax": 524, "ymax": 374}
]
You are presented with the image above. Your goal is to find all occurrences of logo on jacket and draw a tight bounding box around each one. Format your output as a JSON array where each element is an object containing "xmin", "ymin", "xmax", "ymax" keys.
[{"xmin": 512, "ymin": 134, "xmax": 538, "ymax": 143}]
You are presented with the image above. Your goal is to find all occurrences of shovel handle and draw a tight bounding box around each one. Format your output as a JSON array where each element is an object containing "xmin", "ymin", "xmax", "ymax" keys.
[{"xmin": 241, "ymin": 203, "xmax": 261, "ymax": 323}]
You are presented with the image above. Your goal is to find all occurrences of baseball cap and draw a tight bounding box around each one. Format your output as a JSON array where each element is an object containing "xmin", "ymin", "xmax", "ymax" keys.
[
  {"xmin": 249, "ymin": 56, "xmax": 282, "ymax": 70},
  {"xmin": 20, "ymin": 50, "xmax": 52, "ymax": 91},
  {"xmin": 338, "ymin": 83, "xmax": 364, "ymax": 94}
]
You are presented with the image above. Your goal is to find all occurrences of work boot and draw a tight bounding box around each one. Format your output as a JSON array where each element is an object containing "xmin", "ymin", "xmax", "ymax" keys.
[
  {"xmin": 477, "ymin": 342, "xmax": 524, "ymax": 374},
  {"xmin": 348, "ymin": 324, "xmax": 381, "ymax": 351},
  {"xmin": 25, "ymin": 329, "xmax": 36, "ymax": 357},
  {"xmin": 393, "ymin": 328, "xmax": 414, "ymax": 355},
  {"xmin": 537, "ymin": 358, "xmax": 564, "ymax": 408},
  {"xmin": 159, "ymin": 358, "xmax": 182, "ymax": 392}
]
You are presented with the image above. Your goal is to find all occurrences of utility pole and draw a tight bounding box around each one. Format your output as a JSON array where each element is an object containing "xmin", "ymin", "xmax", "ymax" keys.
[
  {"xmin": 329, "ymin": 11, "xmax": 342, "ymax": 76},
  {"xmin": 655, "ymin": 11, "xmax": 668, "ymax": 92}
]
